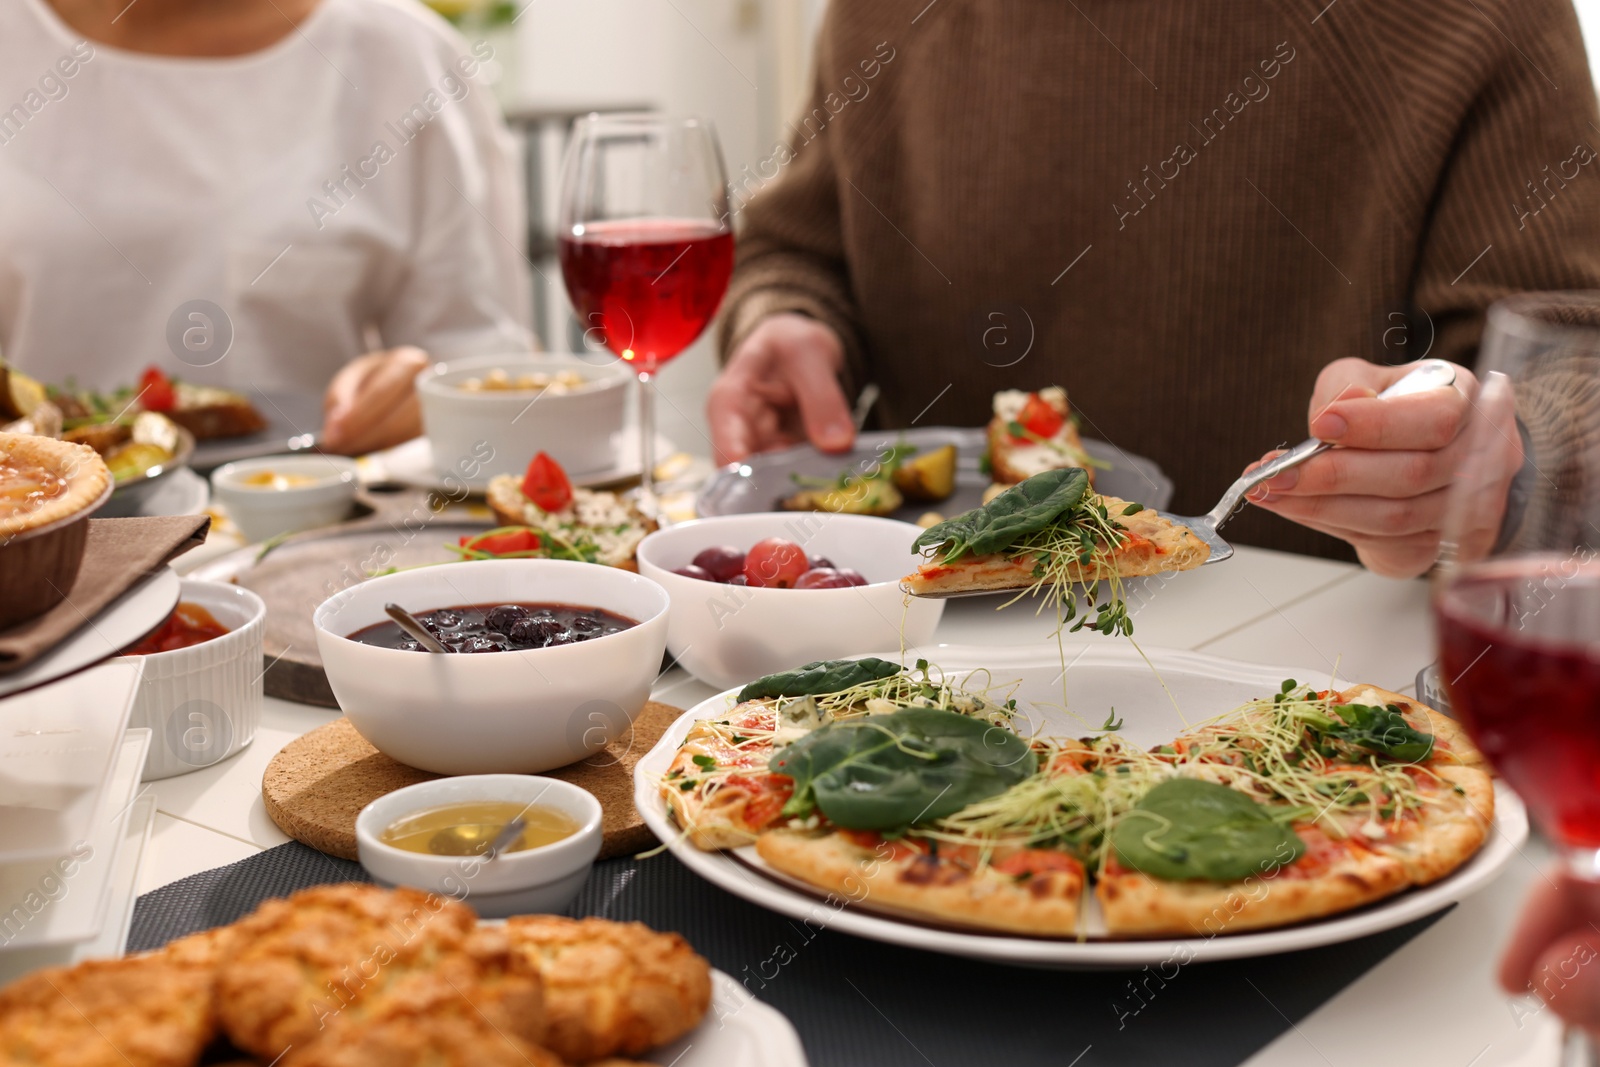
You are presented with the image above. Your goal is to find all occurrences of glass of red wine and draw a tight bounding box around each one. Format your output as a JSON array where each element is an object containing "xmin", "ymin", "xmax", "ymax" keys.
[
  {"xmin": 1434, "ymin": 292, "xmax": 1600, "ymax": 1061},
  {"xmin": 557, "ymin": 113, "xmax": 734, "ymax": 514}
]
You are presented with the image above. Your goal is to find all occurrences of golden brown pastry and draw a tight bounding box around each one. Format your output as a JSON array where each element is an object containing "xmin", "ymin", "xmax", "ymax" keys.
[
  {"xmin": 0, "ymin": 954, "xmax": 216, "ymax": 1067},
  {"xmin": 503, "ymin": 916, "xmax": 711, "ymax": 1063},
  {"xmin": 215, "ymin": 885, "xmax": 544, "ymax": 1060}
]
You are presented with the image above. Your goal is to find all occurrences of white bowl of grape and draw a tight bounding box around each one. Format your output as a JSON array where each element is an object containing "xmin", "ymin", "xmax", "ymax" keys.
[{"xmin": 635, "ymin": 512, "xmax": 944, "ymax": 689}]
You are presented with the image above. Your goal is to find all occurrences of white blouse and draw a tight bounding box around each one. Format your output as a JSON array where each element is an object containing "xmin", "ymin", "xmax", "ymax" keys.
[{"xmin": 0, "ymin": 0, "xmax": 531, "ymax": 393}]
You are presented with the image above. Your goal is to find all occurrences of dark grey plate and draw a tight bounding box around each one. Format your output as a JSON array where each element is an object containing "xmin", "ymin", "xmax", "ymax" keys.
[
  {"xmin": 695, "ymin": 427, "xmax": 1173, "ymax": 521},
  {"xmin": 188, "ymin": 389, "xmax": 324, "ymax": 473}
]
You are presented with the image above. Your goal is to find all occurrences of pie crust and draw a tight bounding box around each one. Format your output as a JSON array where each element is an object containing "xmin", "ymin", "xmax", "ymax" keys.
[{"xmin": 0, "ymin": 433, "xmax": 112, "ymax": 539}]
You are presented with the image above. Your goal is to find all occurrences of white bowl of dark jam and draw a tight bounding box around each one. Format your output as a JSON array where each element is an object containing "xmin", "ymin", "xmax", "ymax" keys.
[{"xmin": 313, "ymin": 559, "xmax": 669, "ymax": 774}]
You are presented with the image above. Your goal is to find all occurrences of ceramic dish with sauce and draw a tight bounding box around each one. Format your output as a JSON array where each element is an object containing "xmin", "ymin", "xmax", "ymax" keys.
[
  {"xmin": 119, "ymin": 578, "xmax": 265, "ymax": 781},
  {"xmin": 355, "ymin": 775, "xmax": 603, "ymax": 918},
  {"xmin": 210, "ymin": 454, "xmax": 358, "ymax": 543}
]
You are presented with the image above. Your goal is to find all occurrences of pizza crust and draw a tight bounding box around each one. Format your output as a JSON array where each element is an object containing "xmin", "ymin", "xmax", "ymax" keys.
[
  {"xmin": 756, "ymin": 830, "xmax": 1084, "ymax": 937},
  {"xmin": 1096, "ymin": 842, "xmax": 1412, "ymax": 938}
]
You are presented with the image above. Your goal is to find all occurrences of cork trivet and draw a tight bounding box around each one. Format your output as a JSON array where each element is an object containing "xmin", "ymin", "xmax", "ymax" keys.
[{"xmin": 262, "ymin": 701, "xmax": 683, "ymax": 862}]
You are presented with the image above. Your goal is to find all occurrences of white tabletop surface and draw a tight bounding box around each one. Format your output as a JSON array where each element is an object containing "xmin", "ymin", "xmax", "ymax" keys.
[{"xmin": 147, "ymin": 544, "xmax": 1559, "ymax": 1066}]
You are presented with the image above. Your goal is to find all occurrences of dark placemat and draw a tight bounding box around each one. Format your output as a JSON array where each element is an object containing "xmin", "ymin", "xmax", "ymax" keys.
[{"xmin": 130, "ymin": 843, "xmax": 1446, "ymax": 1066}]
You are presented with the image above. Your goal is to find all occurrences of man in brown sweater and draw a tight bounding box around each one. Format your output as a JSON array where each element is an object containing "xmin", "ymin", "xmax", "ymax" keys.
[{"xmin": 708, "ymin": 0, "xmax": 1600, "ymax": 576}]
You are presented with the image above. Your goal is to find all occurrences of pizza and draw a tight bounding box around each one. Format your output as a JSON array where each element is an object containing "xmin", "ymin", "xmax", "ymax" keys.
[
  {"xmin": 900, "ymin": 468, "xmax": 1208, "ymax": 602},
  {"xmin": 988, "ymin": 388, "xmax": 1095, "ymax": 485},
  {"xmin": 660, "ymin": 666, "xmax": 1495, "ymax": 940}
]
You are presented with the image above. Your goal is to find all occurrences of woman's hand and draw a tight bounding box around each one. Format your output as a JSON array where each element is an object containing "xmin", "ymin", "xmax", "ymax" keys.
[
  {"xmin": 1499, "ymin": 868, "xmax": 1600, "ymax": 1035},
  {"xmin": 1245, "ymin": 358, "xmax": 1481, "ymax": 578},
  {"xmin": 708, "ymin": 313, "xmax": 856, "ymax": 464},
  {"xmin": 321, "ymin": 347, "xmax": 429, "ymax": 456}
]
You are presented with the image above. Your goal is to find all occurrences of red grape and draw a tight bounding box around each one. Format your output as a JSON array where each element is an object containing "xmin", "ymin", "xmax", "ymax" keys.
[
  {"xmin": 673, "ymin": 565, "xmax": 714, "ymax": 582},
  {"xmin": 796, "ymin": 568, "xmax": 855, "ymax": 589},
  {"xmin": 837, "ymin": 569, "xmax": 869, "ymax": 587},
  {"xmin": 726, "ymin": 574, "xmax": 748, "ymax": 586},
  {"xmin": 693, "ymin": 545, "xmax": 746, "ymax": 582},
  {"xmin": 810, "ymin": 556, "xmax": 836, "ymax": 571},
  {"xmin": 745, "ymin": 537, "xmax": 809, "ymax": 588}
]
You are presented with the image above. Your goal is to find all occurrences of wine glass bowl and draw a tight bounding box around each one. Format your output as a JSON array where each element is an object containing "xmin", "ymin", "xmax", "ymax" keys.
[
  {"xmin": 557, "ymin": 113, "xmax": 734, "ymax": 512},
  {"xmin": 1435, "ymin": 292, "xmax": 1600, "ymax": 867}
]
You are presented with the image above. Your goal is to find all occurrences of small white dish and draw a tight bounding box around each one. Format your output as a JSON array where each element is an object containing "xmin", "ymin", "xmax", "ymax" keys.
[
  {"xmin": 635, "ymin": 512, "xmax": 945, "ymax": 690},
  {"xmin": 0, "ymin": 659, "xmax": 143, "ymax": 862},
  {"xmin": 0, "ymin": 726, "xmax": 151, "ymax": 956},
  {"xmin": 122, "ymin": 580, "xmax": 266, "ymax": 780},
  {"xmin": 313, "ymin": 558, "xmax": 669, "ymax": 775},
  {"xmin": 417, "ymin": 354, "xmax": 630, "ymax": 486},
  {"xmin": 210, "ymin": 454, "xmax": 358, "ymax": 543},
  {"xmin": 355, "ymin": 775, "xmax": 602, "ymax": 919}
]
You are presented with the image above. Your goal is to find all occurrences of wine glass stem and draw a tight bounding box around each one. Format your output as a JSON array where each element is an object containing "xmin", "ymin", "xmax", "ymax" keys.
[{"xmin": 637, "ymin": 368, "xmax": 657, "ymax": 514}]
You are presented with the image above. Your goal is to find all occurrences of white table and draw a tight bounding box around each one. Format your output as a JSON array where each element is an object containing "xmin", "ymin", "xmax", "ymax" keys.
[{"xmin": 145, "ymin": 545, "xmax": 1559, "ymax": 1066}]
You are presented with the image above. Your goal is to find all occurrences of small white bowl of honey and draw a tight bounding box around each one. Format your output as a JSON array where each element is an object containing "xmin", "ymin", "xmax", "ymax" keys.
[
  {"xmin": 210, "ymin": 453, "xmax": 358, "ymax": 543},
  {"xmin": 354, "ymin": 774, "xmax": 603, "ymax": 918}
]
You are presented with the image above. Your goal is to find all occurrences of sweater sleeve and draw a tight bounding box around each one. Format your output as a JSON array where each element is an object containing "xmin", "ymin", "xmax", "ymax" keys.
[
  {"xmin": 1409, "ymin": 0, "xmax": 1600, "ymax": 366},
  {"xmin": 714, "ymin": 16, "xmax": 867, "ymax": 396}
]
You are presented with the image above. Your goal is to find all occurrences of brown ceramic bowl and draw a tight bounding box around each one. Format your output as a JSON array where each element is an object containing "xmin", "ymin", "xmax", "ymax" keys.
[{"xmin": 0, "ymin": 434, "xmax": 114, "ymax": 631}]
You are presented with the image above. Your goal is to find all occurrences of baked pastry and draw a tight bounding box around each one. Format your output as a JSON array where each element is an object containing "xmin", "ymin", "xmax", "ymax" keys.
[
  {"xmin": 0, "ymin": 953, "xmax": 217, "ymax": 1067},
  {"xmin": 0, "ymin": 433, "xmax": 114, "ymax": 629},
  {"xmin": 215, "ymin": 885, "xmax": 544, "ymax": 1059},
  {"xmin": 503, "ymin": 916, "xmax": 712, "ymax": 1063}
]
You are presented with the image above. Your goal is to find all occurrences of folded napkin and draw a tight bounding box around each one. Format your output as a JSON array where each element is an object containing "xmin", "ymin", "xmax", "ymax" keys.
[{"xmin": 0, "ymin": 515, "xmax": 211, "ymax": 673}]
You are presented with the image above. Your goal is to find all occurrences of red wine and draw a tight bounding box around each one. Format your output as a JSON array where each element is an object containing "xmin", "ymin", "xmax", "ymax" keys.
[
  {"xmin": 1436, "ymin": 557, "xmax": 1600, "ymax": 846},
  {"xmin": 558, "ymin": 219, "xmax": 734, "ymax": 370}
]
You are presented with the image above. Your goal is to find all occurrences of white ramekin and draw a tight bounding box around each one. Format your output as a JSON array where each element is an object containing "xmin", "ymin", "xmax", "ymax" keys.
[
  {"xmin": 124, "ymin": 579, "xmax": 266, "ymax": 780},
  {"xmin": 210, "ymin": 454, "xmax": 358, "ymax": 544},
  {"xmin": 355, "ymin": 775, "xmax": 603, "ymax": 918}
]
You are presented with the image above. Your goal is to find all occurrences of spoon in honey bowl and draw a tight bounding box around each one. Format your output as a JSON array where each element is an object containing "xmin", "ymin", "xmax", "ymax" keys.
[
  {"xmin": 384, "ymin": 603, "xmax": 450, "ymax": 653},
  {"xmin": 426, "ymin": 815, "xmax": 528, "ymax": 858}
]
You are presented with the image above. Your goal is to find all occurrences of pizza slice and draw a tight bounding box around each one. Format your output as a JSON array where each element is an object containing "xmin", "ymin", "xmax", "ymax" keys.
[
  {"xmin": 901, "ymin": 468, "xmax": 1208, "ymax": 600},
  {"xmin": 988, "ymin": 388, "xmax": 1094, "ymax": 485},
  {"xmin": 1096, "ymin": 683, "xmax": 1494, "ymax": 936},
  {"xmin": 660, "ymin": 658, "xmax": 1020, "ymax": 850}
]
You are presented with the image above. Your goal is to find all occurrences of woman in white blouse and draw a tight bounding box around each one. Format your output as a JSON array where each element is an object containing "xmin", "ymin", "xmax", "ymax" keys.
[{"xmin": 0, "ymin": 0, "xmax": 531, "ymax": 453}]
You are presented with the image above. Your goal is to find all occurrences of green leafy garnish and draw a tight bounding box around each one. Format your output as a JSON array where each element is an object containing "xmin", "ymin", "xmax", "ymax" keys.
[
  {"xmin": 771, "ymin": 707, "xmax": 1037, "ymax": 830},
  {"xmin": 737, "ymin": 658, "xmax": 903, "ymax": 702},
  {"xmin": 1110, "ymin": 778, "xmax": 1306, "ymax": 882},
  {"xmin": 912, "ymin": 468, "xmax": 1090, "ymax": 562},
  {"xmin": 1300, "ymin": 703, "xmax": 1434, "ymax": 764},
  {"xmin": 1099, "ymin": 709, "xmax": 1124, "ymax": 731}
]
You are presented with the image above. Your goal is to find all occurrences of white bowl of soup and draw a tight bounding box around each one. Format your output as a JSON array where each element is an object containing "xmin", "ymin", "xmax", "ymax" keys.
[
  {"xmin": 355, "ymin": 774, "xmax": 603, "ymax": 918},
  {"xmin": 313, "ymin": 558, "xmax": 670, "ymax": 775},
  {"xmin": 416, "ymin": 355, "xmax": 629, "ymax": 487}
]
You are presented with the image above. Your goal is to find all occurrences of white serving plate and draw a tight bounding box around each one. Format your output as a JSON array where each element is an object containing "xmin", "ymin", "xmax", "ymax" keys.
[
  {"xmin": 0, "ymin": 567, "xmax": 180, "ymax": 699},
  {"xmin": 0, "ymin": 660, "xmax": 143, "ymax": 861},
  {"xmin": 367, "ymin": 430, "xmax": 677, "ymax": 493},
  {"xmin": 652, "ymin": 968, "xmax": 808, "ymax": 1066},
  {"xmin": 634, "ymin": 644, "xmax": 1528, "ymax": 969},
  {"xmin": 0, "ymin": 727, "xmax": 152, "ymax": 955}
]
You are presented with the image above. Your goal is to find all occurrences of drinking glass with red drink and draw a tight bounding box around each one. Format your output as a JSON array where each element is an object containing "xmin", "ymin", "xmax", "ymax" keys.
[
  {"xmin": 1433, "ymin": 293, "xmax": 1600, "ymax": 1061},
  {"xmin": 557, "ymin": 113, "xmax": 734, "ymax": 513}
]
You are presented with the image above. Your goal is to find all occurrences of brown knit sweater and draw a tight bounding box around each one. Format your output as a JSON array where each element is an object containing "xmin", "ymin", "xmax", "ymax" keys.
[{"xmin": 718, "ymin": 0, "xmax": 1600, "ymax": 559}]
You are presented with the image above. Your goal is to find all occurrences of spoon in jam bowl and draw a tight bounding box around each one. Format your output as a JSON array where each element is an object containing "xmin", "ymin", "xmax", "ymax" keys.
[{"xmin": 384, "ymin": 603, "xmax": 450, "ymax": 653}]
